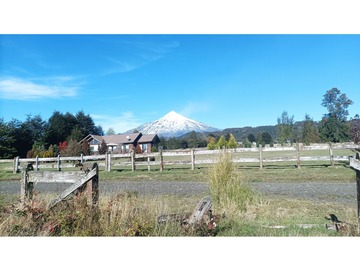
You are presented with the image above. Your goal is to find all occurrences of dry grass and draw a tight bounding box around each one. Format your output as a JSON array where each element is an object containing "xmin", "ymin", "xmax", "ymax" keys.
[{"xmin": 0, "ymin": 189, "xmax": 359, "ymax": 236}]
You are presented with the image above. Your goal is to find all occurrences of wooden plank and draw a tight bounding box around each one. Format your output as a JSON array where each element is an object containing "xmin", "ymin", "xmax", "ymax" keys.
[
  {"xmin": 187, "ymin": 196, "xmax": 212, "ymax": 225},
  {"xmin": 350, "ymin": 158, "xmax": 360, "ymax": 171},
  {"xmin": 28, "ymin": 171, "xmax": 86, "ymax": 183},
  {"xmin": 47, "ymin": 168, "xmax": 97, "ymax": 209}
]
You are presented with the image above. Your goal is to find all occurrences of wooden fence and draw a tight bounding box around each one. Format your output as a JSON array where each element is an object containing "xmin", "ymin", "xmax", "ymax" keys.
[
  {"xmin": 12, "ymin": 143, "xmax": 360, "ymax": 173},
  {"xmin": 350, "ymin": 149, "xmax": 360, "ymax": 222}
]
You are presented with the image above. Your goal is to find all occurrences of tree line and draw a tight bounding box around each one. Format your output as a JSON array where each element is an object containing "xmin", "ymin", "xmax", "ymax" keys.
[
  {"xmin": 163, "ymin": 88, "xmax": 359, "ymax": 150},
  {"xmin": 0, "ymin": 88, "xmax": 358, "ymax": 158},
  {"xmin": 275, "ymin": 88, "xmax": 359, "ymax": 145},
  {"xmin": 0, "ymin": 111, "xmax": 104, "ymax": 158}
]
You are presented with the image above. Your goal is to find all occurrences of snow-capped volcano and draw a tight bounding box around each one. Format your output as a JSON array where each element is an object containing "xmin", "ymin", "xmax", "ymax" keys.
[{"xmin": 126, "ymin": 111, "xmax": 220, "ymax": 137}]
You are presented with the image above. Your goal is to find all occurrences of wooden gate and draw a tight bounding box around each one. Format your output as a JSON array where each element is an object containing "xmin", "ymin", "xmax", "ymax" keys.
[{"xmin": 21, "ymin": 163, "xmax": 99, "ymax": 209}]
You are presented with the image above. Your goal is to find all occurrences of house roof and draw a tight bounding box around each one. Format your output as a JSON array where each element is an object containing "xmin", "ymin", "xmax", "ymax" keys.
[
  {"xmin": 103, "ymin": 133, "xmax": 142, "ymax": 144},
  {"xmin": 81, "ymin": 133, "xmax": 146, "ymax": 145},
  {"xmin": 138, "ymin": 134, "xmax": 159, "ymax": 143}
]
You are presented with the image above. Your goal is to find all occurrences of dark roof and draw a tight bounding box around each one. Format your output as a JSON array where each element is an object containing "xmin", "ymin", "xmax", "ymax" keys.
[
  {"xmin": 138, "ymin": 134, "xmax": 159, "ymax": 143},
  {"xmin": 103, "ymin": 133, "xmax": 142, "ymax": 144},
  {"xmin": 81, "ymin": 133, "xmax": 154, "ymax": 145}
]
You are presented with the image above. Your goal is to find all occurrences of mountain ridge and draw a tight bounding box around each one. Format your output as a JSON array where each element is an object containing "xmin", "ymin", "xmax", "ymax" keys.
[{"xmin": 125, "ymin": 111, "xmax": 220, "ymax": 137}]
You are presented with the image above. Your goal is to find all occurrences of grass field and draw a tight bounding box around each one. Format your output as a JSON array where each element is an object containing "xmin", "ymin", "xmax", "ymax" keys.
[{"xmin": 0, "ymin": 148, "xmax": 358, "ymax": 236}]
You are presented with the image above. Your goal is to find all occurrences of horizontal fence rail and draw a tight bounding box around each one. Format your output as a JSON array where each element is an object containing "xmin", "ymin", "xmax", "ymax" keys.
[{"xmin": 10, "ymin": 143, "xmax": 360, "ymax": 173}]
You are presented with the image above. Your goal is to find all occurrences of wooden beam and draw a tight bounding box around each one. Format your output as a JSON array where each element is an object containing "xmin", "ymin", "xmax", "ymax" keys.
[
  {"xmin": 28, "ymin": 171, "xmax": 86, "ymax": 183},
  {"xmin": 187, "ymin": 196, "xmax": 212, "ymax": 225},
  {"xmin": 350, "ymin": 158, "xmax": 360, "ymax": 171},
  {"xmin": 47, "ymin": 168, "xmax": 97, "ymax": 209}
]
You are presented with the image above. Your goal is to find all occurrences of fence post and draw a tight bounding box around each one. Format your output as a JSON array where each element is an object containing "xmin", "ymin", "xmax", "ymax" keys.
[
  {"xmin": 85, "ymin": 162, "xmax": 99, "ymax": 206},
  {"xmin": 20, "ymin": 170, "xmax": 33, "ymax": 207},
  {"xmin": 13, "ymin": 156, "xmax": 19, "ymax": 174},
  {"xmin": 20, "ymin": 170, "xmax": 27, "ymax": 206},
  {"xmin": 131, "ymin": 150, "xmax": 136, "ymax": 172},
  {"xmin": 296, "ymin": 143, "xmax": 301, "ymax": 169},
  {"xmin": 357, "ymin": 164, "xmax": 360, "ymax": 223},
  {"xmin": 106, "ymin": 152, "xmax": 112, "ymax": 172},
  {"xmin": 80, "ymin": 153, "xmax": 84, "ymax": 164},
  {"xmin": 159, "ymin": 149, "xmax": 164, "ymax": 172},
  {"xmin": 191, "ymin": 149, "xmax": 195, "ymax": 170},
  {"xmin": 105, "ymin": 152, "xmax": 108, "ymax": 171},
  {"xmin": 57, "ymin": 154, "xmax": 61, "ymax": 171},
  {"xmin": 35, "ymin": 155, "xmax": 39, "ymax": 171},
  {"xmin": 259, "ymin": 145, "xmax": 263, "ymax": 170},
  {"xmin": 329, "ymin": 143, "xmax": 334, "ymax": 166},
  {"xmin": 147, "ymin": 156, "xmax": 151, "ymax": 171}
]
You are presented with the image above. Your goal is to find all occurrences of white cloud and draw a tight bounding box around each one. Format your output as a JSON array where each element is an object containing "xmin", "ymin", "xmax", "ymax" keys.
[
  {"xmin": 0, "ymin": 76, "xmax": 79, "ymax": 100},
  {"xmin": 103, "ymin": 40, "xmax": 180, "ymax": 75},
  {"xmin": 91, "ymin": 111, "xmax": 143, "ymax": 134}
]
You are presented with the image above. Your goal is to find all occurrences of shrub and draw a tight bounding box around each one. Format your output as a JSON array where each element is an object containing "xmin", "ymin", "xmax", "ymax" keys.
[{"xmin": 208, "ymin": 151, "xmax": 256, "ymax": 212}]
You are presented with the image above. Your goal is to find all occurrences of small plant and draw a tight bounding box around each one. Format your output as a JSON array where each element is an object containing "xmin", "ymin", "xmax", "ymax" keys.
[{"xmin": 208, "ymin": 151, "xmax": 257, "ymax": 212}]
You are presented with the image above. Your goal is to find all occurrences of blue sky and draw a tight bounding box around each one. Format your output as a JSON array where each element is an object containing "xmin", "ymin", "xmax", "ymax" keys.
[{"xmin": 1, "ymin": 34, "xmax": 360, "ymax": 133}]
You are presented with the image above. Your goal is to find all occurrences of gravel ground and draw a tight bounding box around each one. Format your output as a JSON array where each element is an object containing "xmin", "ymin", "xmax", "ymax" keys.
[{"xmin": 0, "ymin": 180, "xmax": 357, "ymax": 206}]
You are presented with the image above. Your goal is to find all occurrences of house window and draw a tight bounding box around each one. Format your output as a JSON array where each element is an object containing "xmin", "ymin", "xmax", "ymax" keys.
[{"xmin": 142, "ymin": 144, "xmax": 147, "ymax": 151}]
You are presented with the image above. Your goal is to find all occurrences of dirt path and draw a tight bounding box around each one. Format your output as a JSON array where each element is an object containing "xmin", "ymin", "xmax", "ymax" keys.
[{"xmin": 0, "ymin": 180, "xmax": 357, "ymax": 205}]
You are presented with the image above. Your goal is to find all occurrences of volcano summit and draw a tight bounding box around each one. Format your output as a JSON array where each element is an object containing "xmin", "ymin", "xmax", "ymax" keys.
[{"xmin": 127, "ymin": 111, "xmax": 220, "ymax": 137}]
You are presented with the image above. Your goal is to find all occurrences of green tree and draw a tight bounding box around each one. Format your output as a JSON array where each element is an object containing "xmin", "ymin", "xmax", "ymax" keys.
[
  {"xmin": 321, "ymin": 88, "xmax": 353, "ymax": 121},
  {"xmin": 247, "ymin": 133, "xmax": 256, "ymax": 143},
  {"xmin": 45, "ymin": 111, "xmax": 77, "ymax": 146},
  {"xmin": 319, "ymin": 88, "xmax": 353, "ymax": 142},
  {"xmin": 207, "ymin": 137, "xmax": 217, "ymax": 150},
  {"xmin": 227, "ymin": 133, "xmax": 237, "ymax": 149},
  {"xmin": 301, "ymin": 114, "xmax": 320, "ymax": 145},
  {"xmin": 166, "ymin": 137, "xmax": 180, "ymax": 149},
  {"xmin": 45, "ymin": 111, "xmax": 101, "ymax": 147},
  {"xmin": 277, "ymin": 111, "xmax": 295, "ymax": 145},
  {"xmin": 242, "ymin": 138, "xmax": 252, "ymax": 148},
  {"xmin": 261, "ymin": 132, "xmax": 273, "ymax": 145},
  {"xmin": 8, "ymin": 115, "xmax": 46, "ymax": 157},
  {"xmin": 67, "ymin": 126, "xmax": 83, "ymax": 142},
  {"xmin": 93, "ymin": 125, "xmax": 104, "ymax": 136},
  {"xmin": 319, "ymin": 115, "xmax": 350, "ymax": 143},
  {"xmin": 187, "ymin": 131, "xmax": 200, "ymax": 148},
  {"xmin": 350, "ymin": 115, "xmax": 360, "ymax": 144},
  {"xmin": 0, "ymin": 118, "xmax": 16, "ymax": 158},
  {"xmin": 216, "ymin": 135, "xmax": 227, "ymax": 149},
  {"xmin": 75, "ymin": 110, "xmax": 99, "ymax": 138},
  {"xmin": 106, "ymin": 128, "xmax": 116, "ymax": 135}
]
